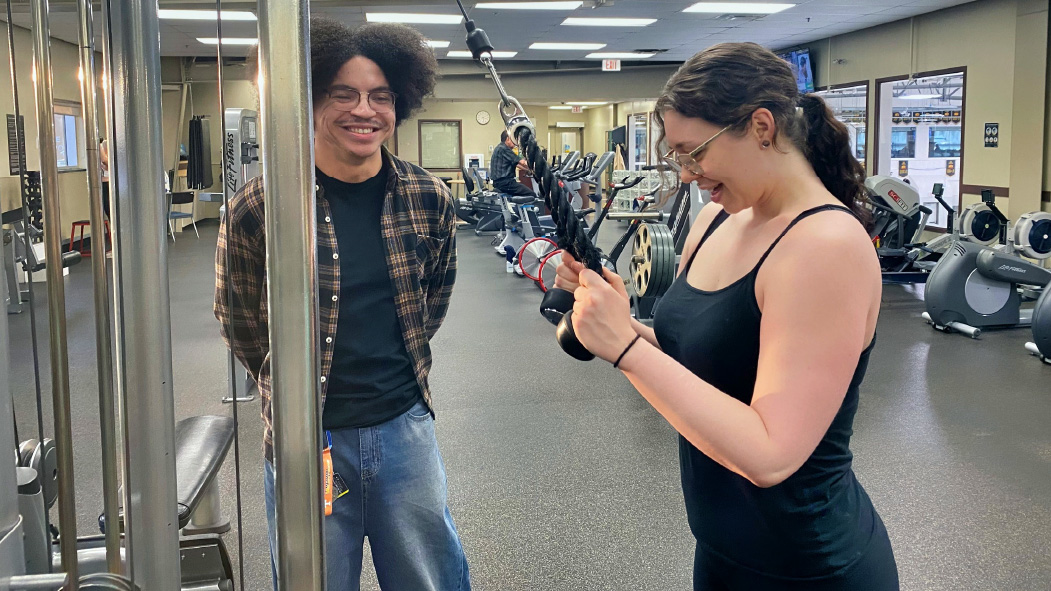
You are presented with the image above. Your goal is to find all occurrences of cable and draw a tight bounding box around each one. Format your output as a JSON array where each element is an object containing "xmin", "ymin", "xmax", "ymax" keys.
[
  {"xmin": 214, "ymin": 1, "xmax": 247, "ymax": 589},
  {"xmin": 454, "ymin": 0, "xmax": 470, "ymax": 20}
]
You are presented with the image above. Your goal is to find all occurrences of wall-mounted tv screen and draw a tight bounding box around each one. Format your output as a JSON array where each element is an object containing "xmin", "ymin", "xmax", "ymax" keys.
[{"xmin": 777, "ymin": 48, "xmax": 815, "ymax": 94}]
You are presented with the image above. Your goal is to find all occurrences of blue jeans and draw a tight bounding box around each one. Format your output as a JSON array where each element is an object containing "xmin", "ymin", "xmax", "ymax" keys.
[{"xmin": 264, "ymin": 400, "xmax": 471, "ymax": 591}]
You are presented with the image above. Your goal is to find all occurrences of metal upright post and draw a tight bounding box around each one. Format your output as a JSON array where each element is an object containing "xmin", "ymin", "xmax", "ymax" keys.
[
  {"xmin": 108, "ymin": 0, "xmax": 181, "ymax": 588},
  {"xmin": 5, "ymin": 0, "xmax": 51, "ymax": 569},
  {"xmin": 28, "ymin": 0, "xmax": 78, "ymax": 587},
  {"xmin": 74, "ymin": 0, "xmax": 120, "ymax": 574},
  {"xmin": 0, "ymin": 230, "xmax": 27, "ymax": 591},
  {"xmin": 258, "ymin": 0, "xmax": 325, "ymax": 588}
]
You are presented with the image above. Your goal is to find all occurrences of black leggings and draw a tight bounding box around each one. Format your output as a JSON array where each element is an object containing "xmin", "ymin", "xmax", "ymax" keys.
[{"xmin": 693, "ymin": 524, "xmax": 899, "ymax": 591}]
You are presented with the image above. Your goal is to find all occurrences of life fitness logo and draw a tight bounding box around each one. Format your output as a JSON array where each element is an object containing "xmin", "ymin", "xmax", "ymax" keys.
[
  {"xmin": 887, "ymin": 189, "xmax": 909, "ymax": 212},
  {"xmin": 224, "ymin": 132, "xmax": 238, "ymax": 196}
]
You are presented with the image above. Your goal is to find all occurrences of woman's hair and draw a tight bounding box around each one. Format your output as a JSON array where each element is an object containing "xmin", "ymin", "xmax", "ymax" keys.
[
  {"xmin": 310, "ymin": 18, "xmax": 438, "ymax": 125},
  {"xmin": 654, "ymin": 42, "xmax": 869, "ymax": 222}
]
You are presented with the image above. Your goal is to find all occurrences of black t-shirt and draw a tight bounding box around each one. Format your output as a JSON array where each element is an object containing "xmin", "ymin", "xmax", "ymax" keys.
[{"xmin": 318, "ymin": 165, "xmax": 421, "ymax": 431}]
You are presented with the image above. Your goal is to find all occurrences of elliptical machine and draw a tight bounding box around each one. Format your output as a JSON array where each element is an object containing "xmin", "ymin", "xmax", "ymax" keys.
[
  {"xmin": 865, "ymin": 176, "xmax": 956, "ymax": 283},
  {"xmin": 1026, "ymin": 288, "xmax": 1051, "ymax": 364},
  {"xmin": 922, "ymin": 190, "xmax": 1051, "ymax": 338}
]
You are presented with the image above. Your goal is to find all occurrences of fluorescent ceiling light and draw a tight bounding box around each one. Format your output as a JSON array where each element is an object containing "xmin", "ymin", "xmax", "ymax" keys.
[
  {"xmin": 566, "ymin": 101, "xmax": 607, "ymax": 105},
  {"xmin": 683, "ymin": 3, "xmax": 794, "ymax": 14},
  {"xmin": 476, "ymin": 1, "xmax": 583, "ymax": 8},
  {"xmin": 549, "ymin": 106, "xmax": 575, "ymax": 109},
  {"xmin": 586, "ymin": 52, "xmax": 656, "ymax": 59},
  {"xmin": 426, "ymin": 40, "xmax": 451, "ymax": 48},
  {"xmin": 899, "ymin": 93, "xmax": 941, "ymax": 100},
  {"xmin": 447, "ymin": 50, "xmax": 519, "ymax": 58},
  {"xmin": 530, "ymin": 42, "xmax": 607, "ymax": 50},
  {"xmin": 366, "ymin": 13, "xmax": 463, "ymax": 24},
  {"xmin": 562, "ymin": 17, "xmax": 656, "ymax": 26},
  {"xmin": 158, "ymin": 9, "xmax": 257, "ymax": 20},
  {"xmin": 197, "ymin": 37, "xmax": 258, "ymax": 45}
]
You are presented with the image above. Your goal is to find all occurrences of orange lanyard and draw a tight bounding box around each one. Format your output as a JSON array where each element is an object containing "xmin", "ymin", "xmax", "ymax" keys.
[{"xmin": 323, "ymin": 432, "xmax": 334, "ymax": 516}]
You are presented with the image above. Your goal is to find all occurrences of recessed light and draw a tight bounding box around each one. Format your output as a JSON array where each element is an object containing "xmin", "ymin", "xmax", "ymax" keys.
[
  {"xmin": 159, "ymin": 9, "xmax": 256, "ymax": 21},
  {"xmin": 566, "ymin": 101, "xmax": 607, "ymax": 106},
  {"xmin": 426, "ymin": 40, "xmax": 451, "ymax": 48},
  {"xmin": 196, "ymin": 37, "xmax": 258, "ymax": 45},
  {"xmin": 562, "ymin": 18, "xmax": 656, "ymax": 27},
  {"xmin": 476, "ymin": 1, "xmax": 583, "ymax": 9},
  {"xmin": 683, "ymin": 3, "xmax": 794, "ymax": 14},
  {"xmin": 899, "ymin": 93, "xmax": 941, "ymax": 100},
  {"xmin": 585, "ymin": 52, "xmax": 656, "ymax": 59},
  {"xmin": 549, "ymin": 106, "xmax": 575, "ymax": 109},
  {"xmin": 529, "ymin": 42, "xmax": 607, "ymax": 50},
  {"xmin": 365, "ymin": 13, "xmax": 463, "ymax": 24},
  {"xmin": 447, "ymin": 50, "xmax": 519, "ymax": 58}
]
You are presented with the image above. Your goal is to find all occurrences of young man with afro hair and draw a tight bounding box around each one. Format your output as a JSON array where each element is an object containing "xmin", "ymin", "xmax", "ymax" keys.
[{"xmin": 215, "ymin": 17, "xmax": 470, "ymax": 590}]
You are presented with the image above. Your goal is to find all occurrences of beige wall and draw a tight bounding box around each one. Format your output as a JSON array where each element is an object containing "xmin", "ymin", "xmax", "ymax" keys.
[
  {"xmin": 585, "ymin": 105, "xmax": 614, "ymax": 156},
  {"xmin": 396, "ymin": 100, "xmax": 622, "ymax": 174},
  {"xmin": 803, "ymin": 0, "xmax": 1048, "ymax": 218},
  {"xmin": 0, "ymin": 24, "xmax": 104, "ymax": 240},
  {"xmin": 433, "ymin": 62, "xmax": 677, "ymax": 103}
]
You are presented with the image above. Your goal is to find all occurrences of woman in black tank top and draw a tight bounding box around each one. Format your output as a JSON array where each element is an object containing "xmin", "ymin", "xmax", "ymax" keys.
[{"xmin": 555, "ymin": 43, "xmax": 898, "ymax": 590}]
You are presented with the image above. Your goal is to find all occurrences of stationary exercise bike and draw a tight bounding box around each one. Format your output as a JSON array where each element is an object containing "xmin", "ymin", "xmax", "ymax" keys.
[
  {"xmin": 455, "ymin": 167, "xmax": 506, "ymax": 235},
  {"xmin": 922, "ymin": 190, "xmax": 1051, "ymax": 338}
]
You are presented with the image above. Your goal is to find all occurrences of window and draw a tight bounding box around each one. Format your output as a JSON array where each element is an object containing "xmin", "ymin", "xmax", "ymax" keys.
[
  {"xmin": 928, "ymin": 127, "xmax": 961, "ymax": 158},
  {"xmin": 876, "ymin": 70, "xmax": 966, "ymax": 229},
  {"xmin": 627, "ymin": 113, "xmax": 648, "ymax": 171},
  {"xmin": 890, "ymin": 127, "xmax": 916, "ymax": 158},
  {"xmin": 418, "ymin": 120, "xmax": 461, "ymax": 170},
  {"xmin": 53, "ymin": 102, "xmax": 83, "ymax": 171}
]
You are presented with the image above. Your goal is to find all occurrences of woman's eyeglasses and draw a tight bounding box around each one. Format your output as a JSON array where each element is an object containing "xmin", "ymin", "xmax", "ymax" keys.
[{"xmin": 663, "ymin": 123, "xmax": 733, "ymax": 176}]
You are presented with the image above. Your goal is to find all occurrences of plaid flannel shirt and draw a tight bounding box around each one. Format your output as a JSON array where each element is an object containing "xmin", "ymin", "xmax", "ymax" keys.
[{"xmin": 214, "ymin": 149, "xmax": 458, "ymax": 463}]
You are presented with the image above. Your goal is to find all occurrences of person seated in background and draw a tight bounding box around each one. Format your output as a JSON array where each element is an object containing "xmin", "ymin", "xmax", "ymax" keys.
[{"xmin": 489, "ymin": 129, "xmax": 536, "ymax": 198}]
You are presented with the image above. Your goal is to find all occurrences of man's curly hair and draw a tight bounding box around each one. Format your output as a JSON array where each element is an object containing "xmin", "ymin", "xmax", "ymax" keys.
[{"xmin": 310, "ymin": 17, "xmax": 439, "ymax": 125}]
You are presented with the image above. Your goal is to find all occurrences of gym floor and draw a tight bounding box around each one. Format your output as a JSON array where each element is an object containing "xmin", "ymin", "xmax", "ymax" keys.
[{"xmin": 7, "ymin": 220, "xmax": 1050, "ymax": 590}]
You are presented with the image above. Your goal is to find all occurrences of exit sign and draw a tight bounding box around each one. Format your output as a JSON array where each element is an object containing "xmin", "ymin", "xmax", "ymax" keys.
[
  {"xmin": 602, "ymin": 59, "xmax": 621, "ymax": 72},
  {"xmin": 571, "ymin": 106, "xmax": 583, "ymax": 113}
]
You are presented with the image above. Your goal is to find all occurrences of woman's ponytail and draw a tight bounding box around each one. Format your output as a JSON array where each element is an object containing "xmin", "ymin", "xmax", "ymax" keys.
[{"xmin": 797, "ymin": 94, "xmax": 870, "ymax": 227}]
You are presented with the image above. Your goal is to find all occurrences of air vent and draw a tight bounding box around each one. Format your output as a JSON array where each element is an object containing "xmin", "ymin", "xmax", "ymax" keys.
[
  {"xmin": 715, "ymin": 14, "xmax": 765, "ymax": 22},
  {"xmin": 634, "ymin": 48, "xmax": 668, "ymax": 54}
]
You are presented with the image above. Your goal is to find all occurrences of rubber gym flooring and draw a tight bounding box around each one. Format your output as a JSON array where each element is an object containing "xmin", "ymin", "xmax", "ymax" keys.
[{"xmin": 6, "ymin": 220, "xmax": 1050, "ymax": 590}]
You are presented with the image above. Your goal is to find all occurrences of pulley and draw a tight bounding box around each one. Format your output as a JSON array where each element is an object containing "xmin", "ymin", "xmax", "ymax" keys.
[{"xmin": 630, "ymin": 223, "xmax": 676, "ymax": 298}]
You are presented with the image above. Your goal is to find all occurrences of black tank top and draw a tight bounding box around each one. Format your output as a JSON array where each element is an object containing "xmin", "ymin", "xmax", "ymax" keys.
[{"xmin": 652, "ymin": 204, "xmax": 881, "ymax": 579}]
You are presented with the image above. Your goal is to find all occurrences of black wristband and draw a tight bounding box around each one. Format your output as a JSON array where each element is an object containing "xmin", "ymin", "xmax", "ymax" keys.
[{"xmin": 613, "ymin": 335, "xmax": 642, "ymax": 369}]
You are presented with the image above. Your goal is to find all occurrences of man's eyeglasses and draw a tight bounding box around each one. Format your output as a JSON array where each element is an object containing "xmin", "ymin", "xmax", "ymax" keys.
[
  {"xmin": 324, "ymin": 87, "xmax": 397, "ymax": 113},
  {"xmin": 663, "ymin": 123, "xmax": 733, "ymax": 176}
]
